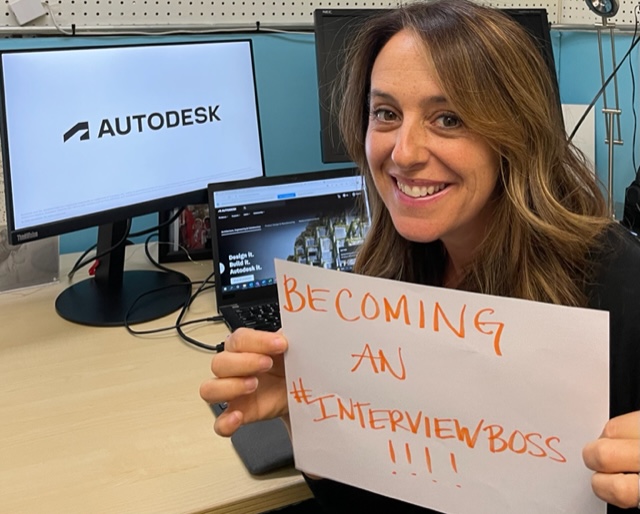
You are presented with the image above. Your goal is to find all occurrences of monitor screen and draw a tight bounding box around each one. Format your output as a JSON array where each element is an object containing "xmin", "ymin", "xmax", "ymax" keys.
[
  {"xmin": 500, "ymin": 8, "xmax": 561, "ymax": 109},
  {"xmin": 0, "ymin": 38, "xmax": 265, "ymax": 326},
  {"xmin": 314, "ymin": 9, "xmax": 381, "ymax": 164},
  {"xmin": 313, "ymin": 7, "xmax": 561, "ymax": 164}
]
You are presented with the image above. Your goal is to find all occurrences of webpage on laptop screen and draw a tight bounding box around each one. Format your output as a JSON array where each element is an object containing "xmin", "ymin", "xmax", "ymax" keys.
[{"xmin": 213, "ymin": 179, "xmax": 370, "ymax": 293}]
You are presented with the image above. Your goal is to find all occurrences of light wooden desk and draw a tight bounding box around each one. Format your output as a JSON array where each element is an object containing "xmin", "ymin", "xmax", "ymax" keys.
[{"xmin": 0, "ymin": 247, "xmax": 311, "ymax": 514}]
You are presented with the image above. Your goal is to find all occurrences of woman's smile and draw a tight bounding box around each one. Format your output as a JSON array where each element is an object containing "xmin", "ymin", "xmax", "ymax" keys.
[{"xmin": 395, "ymin": 178, "xmax": 449, "ymax": 199}]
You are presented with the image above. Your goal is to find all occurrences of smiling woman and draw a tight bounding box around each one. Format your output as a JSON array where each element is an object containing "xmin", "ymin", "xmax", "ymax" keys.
[
  {"xmin": 199, "ymin": 1, "xmax": 640, "ymax": 512},
  {"xmin": 338, "ymin": 0, "xmax": 607, "ymax": 305}
]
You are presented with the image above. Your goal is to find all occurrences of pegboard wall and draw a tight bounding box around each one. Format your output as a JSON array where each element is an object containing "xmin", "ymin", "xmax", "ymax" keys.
[{"xmin": 0, "ymin": 0, "xmax": 637, "ymax": 33}]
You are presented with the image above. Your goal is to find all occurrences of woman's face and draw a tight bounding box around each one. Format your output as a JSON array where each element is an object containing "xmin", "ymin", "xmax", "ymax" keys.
[{"xmin": 365, "ymin": 30, "xmax": 500, "ymax": 261}]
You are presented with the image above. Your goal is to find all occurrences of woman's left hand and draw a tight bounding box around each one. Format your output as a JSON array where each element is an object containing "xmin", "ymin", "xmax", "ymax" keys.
[{"xmin": 582, "ymin": 410, "xmax": 640, "ymax": 509}]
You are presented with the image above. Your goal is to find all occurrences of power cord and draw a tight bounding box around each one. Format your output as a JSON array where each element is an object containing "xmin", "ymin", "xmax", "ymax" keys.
[
  {"xmin": 565, "ymin": 13, "xmax": 640, "ymax": 234},
  {"xmin": 67, "ymin": 218, "xmax": 132, "ymax": 280},
  {"xmin": 175, "ymin": 270, "xmax": 227, "ymax": 352},
  {"xmin": 123, "ymin": 277, "xmax": 225, "ymax": 352},
  {"xmin": 621, "ymin": 7, "xmax": 640, "ymax": 234},
  {"xmin": 630, "ymin": 7, "xmax": 639, "ymax": 174},
  {"xmin": 67, "ymin": 208, "xmax": 183, "ymax": 280},
  {"xmin": 568, "ymin": 23, "xmax": 640, "ymax": 142},
  {"xmin": 124, "ymin": 234, "xmax": 226, "ymax": 352}
]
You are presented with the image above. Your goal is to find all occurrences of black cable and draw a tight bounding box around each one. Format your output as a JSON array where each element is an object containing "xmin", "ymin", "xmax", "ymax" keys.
[
  {"xmin": 64, "ymin": 207, "xmax": 225, "ymax": 350},
  {"xmin": 124, "ymin": 246, "xmax": 226, "ymax": 352},
  {"xmin": 631, "ymin": 67, "xmax": 637, "ymax": 173},
  {"xmin": 124, "ymin": 276, "xmax": 226, "ymax": 352},
  {"xmin": 126, "ymin": 315, "xmax": 221, "ymax": 334},
  {"xmin": 143, "ymin": 232, "xmax": 180, "ymax": 274},
  {"xmin": 123, "ymin": 278, "xmax": 223, "ymax": 345},
  {"xmin": 175, "ymin": 270, "xmax": 227, "ymax": 352},
  {"xmin": 67, "ymin": 240, "xmax": 102, "ymax": 279},
  {"xmin": 67, "ymin": 218, "xmax": 132, "ymax": 279},
  {"xmin": 630, "ymin": 8, "xmax": 640, "ymax": 175},
  {"xmin": 67, "ymin": 207, "xmax": 184, "ymax": 280},
  {"xmin": 130, "ymin": 207, "xmax": 184, "ymax": 238},
  {"xmin": 123, "ymin": 278, "xmax": 223, "ymax": 337},
  {"xmin": 569, "ymin": 28, "xmax": 640, "ymax": 142}
]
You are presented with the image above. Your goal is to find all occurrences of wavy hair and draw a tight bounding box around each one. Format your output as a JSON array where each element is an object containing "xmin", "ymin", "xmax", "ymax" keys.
[{"xmin": 337, "ymin": 0, "xmax": 612, "ymax": 306}]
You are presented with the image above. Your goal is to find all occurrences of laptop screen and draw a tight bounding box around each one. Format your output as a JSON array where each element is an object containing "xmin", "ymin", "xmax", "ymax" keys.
[{"xmin": 208, "ymin": 168, "xmax": 370, "ymax": 308}]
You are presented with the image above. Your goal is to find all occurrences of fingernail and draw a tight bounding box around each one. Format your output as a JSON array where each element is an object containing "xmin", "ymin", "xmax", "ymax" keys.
[
  {"xmin": 228, "ymin": 410, "xmax": 242, "ymax": 425},
  {"xmin": 272, "ymin": 336, "xmax": 286, "ymax": 350},
  {"xmin": 258, "ymin": 356, "xmax": 273, "ymax": 371},
  {"xmin": 244, "ymin": 377, "xmax": 258, "ymax": 392}
]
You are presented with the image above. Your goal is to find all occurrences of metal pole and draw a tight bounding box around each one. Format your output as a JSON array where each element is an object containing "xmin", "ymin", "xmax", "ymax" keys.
[
  {"xmin": 596, "ymin": 24, "xmax": 610, "ymax": 138},
  {"xmin": 604, "ymin": 108, "xmax": 620, "ymax": 218},
  {"xmin": 607, "ymin": 21, "xmax": 623, "ymax": 143},
  {"xmin": 598, "ymin": 17, "xmax": 623, "ymax": 219}
]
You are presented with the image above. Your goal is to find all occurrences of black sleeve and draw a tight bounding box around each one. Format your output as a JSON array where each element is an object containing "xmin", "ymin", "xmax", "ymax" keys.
[
  {"xmin": 588, "ymin": 225, "xmax": 640, "ymax": 419},
  {"xmin": 587, "ymin": 226, "xmax": 640, "ymax": 514}
]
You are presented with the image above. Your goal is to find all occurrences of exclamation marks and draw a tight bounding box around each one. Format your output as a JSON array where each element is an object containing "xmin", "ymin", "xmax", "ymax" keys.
[
  {"xmin": 388, "ymin": 440, "xmax": 462, "ymax": 487},
  {"xmin": 450, "ymin": 452, "xmax": 461, "ymax": 488},
  {"xmin": 388, "ymin": 439, "xmax": 396, "ymax": 475},
  {"xmin": 425, "ymin": 447, "xmax": 433, "ymax": 473},
  {"xmin": 405, "ymin": 442, "xmax": 416, "ymax": 476},
  {"xmin": 388, "ymin": 440, "xmax": 416, "ymax": 475},
  {"xmin": 449, "ymin": 452, "xmax": 458, "ymax": 473}
]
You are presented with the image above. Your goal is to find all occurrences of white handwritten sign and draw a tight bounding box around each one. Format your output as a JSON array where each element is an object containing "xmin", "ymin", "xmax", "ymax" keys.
[{"xmin": 275, "ymin": 259, "xmax": 609, "ymax": 514}]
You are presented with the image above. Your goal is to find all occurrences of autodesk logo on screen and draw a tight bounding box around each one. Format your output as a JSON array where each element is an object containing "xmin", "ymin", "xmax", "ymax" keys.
[
  {"xmin": 63, "ymin": 105, "xmax": 221, "ymax": 142},
  {"xmin": 63, "ymin": 121, "xmax": 90, "ymax": 142}
]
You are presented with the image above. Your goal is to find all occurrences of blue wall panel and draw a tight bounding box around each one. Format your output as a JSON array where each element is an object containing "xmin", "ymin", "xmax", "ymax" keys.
[{"xmin": 555, "ymin": 29, "xmax": 639, "ymax": 215}]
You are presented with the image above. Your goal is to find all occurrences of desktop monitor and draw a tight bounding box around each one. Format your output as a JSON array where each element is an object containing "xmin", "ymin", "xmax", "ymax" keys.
[
  {"xmin": 0, "ymin": 38, "xmax": 265, "ymax": 326},
  {"xmin": 314, "ymin": 7, "xmax": 561, "ymax": 164}
]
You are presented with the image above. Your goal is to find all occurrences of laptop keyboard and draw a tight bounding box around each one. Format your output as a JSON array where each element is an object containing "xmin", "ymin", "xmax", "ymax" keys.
[{"xmin": 236, "ymin": 301, "xmax": 281, "ymax": 332}]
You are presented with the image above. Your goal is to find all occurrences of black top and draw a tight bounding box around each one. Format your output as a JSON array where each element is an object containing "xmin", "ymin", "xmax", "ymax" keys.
[{"xmin": 304, "ymin": 224, "xmax": 640, "ymax": 514}]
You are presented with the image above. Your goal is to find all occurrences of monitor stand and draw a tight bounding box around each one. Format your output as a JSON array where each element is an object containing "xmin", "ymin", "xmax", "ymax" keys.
[{"xmin": 55, "ymin": 220, "xmax": 192, "ymax": 327}]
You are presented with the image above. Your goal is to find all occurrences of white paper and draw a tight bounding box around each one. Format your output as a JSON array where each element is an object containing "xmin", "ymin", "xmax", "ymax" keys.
[
  {"xmin": 563, "ymin": 103, "xmax": 595, "ymax": 171},
  {"xmin": 276, "ymin": 259, "xmax": 609, "ymax": 514}
]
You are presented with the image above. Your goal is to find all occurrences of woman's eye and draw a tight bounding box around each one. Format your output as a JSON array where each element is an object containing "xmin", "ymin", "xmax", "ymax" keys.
[
  {"xmin": 436, "ymin": 114, "xmax": 462, "ymax": 129},
  {"xmin": 371, "ymin": 109, "xmax": 397, "ymax": 122}
]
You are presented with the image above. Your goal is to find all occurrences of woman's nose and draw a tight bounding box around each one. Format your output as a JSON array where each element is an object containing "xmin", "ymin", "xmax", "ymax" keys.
[{"xmin": 391, "ymin": 119, "xmax": 431, "ymax": 170}]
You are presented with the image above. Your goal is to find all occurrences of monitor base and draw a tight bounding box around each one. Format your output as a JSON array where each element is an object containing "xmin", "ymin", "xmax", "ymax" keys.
[{"xmin": 55, "ymin": 270, "xmax": 191, "ymax": 327}]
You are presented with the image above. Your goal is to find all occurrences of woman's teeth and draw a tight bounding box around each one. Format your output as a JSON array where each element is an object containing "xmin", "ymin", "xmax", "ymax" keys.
[{"xmin": 397, "ymin": 181, "xmax": 446, "ymax": 198}]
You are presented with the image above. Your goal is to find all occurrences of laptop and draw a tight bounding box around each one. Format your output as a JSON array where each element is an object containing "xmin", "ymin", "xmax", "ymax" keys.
[
  {"xmin": 207, "ymin": 167, "xmax": 370, "ymax": 333},
  {"xmin": 206, "ymin": 168, "xmax": 370, "ymax": 474}
]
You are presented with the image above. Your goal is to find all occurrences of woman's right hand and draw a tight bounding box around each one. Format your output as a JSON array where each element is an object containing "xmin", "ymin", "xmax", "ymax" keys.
[{"xmin": 199, "ymin": 327, "xmax": 289, "ymax": 437}]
